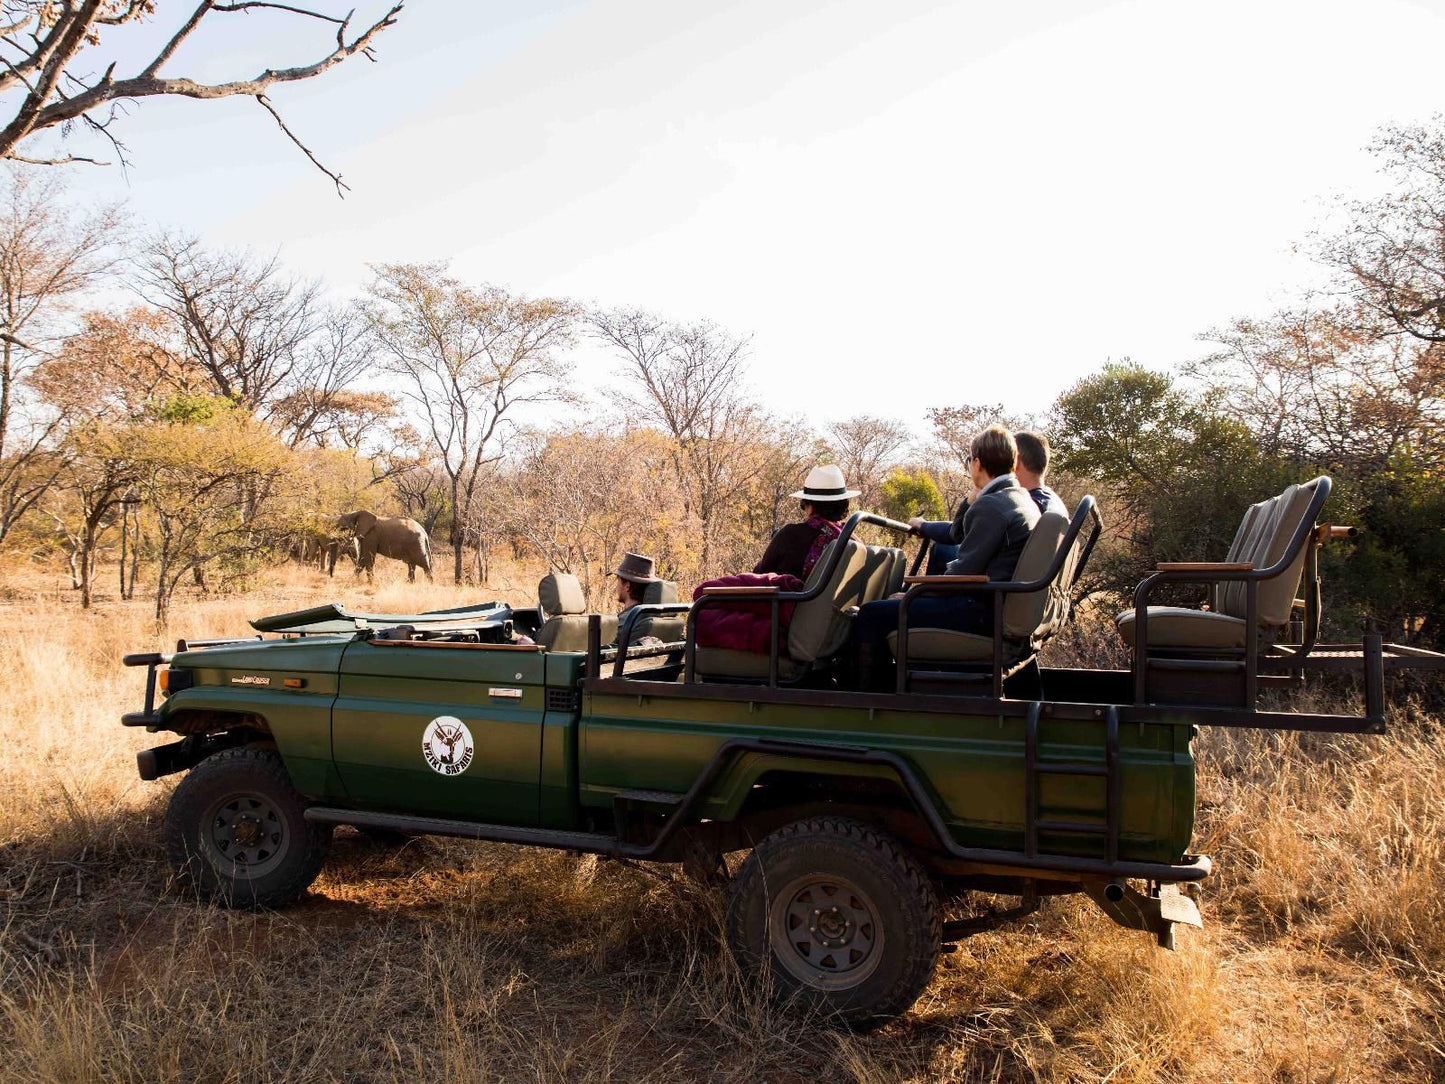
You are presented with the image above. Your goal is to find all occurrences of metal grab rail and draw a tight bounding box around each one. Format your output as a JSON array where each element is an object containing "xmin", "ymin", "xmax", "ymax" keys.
[
  {"xmin": 607, "ymin": 602, "xmax": 695, "ymax": 677},
  {"xmin": 894, "ymin": 496, "xmax": 1104, "ymax": 696},
  {"xmin": 681, "ymin": 511, "xmax": 914, "ymax": 686},
  {"xmin": 1129, "ymin": 476, "xmax": 1332, "ymax": 708}
]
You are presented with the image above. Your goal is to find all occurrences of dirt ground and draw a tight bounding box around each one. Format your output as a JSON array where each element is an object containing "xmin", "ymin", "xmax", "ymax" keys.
[{"xmin": 0, "ymin": 560, "xmax": 1441, "ymax": 1083}]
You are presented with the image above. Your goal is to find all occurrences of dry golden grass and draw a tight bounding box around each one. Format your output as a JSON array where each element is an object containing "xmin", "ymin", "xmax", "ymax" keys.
[{"xmin": 0, "ymin": 557, "xmax": 1442, "ymax": 1082}]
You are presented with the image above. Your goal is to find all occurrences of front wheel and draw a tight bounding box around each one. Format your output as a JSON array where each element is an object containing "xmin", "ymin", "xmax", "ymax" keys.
[
  {"xmin": 725, "ymin": 816, "xmax": 941, "ymax": 1028},
  {"xmin": 163, "ymin": 747, "xmax": 331, "ymax": 909}
]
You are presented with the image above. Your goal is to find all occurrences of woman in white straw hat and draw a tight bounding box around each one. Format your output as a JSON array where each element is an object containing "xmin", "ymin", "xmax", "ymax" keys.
[{"xmin": 753, "ymin": 464, "xmax": 860, "ymax": 580}]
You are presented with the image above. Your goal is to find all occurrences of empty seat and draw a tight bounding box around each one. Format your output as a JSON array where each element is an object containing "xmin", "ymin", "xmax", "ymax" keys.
[
  {"xmin": 694, "ymin": 539, "xmax": 905, "ymax": 681},
  {"xmin": 624, "ymin": 579, "xmax": 687, "ymax": 643},
  {"xmin": 887, "ymin": 510, "xmax": 1074, "ymax": 663},
  {"xmin": 535, "ymin": 573, "xmax": 617, "ymax": 652},
  {"xmin": 1115, "ymin": 479, "xmax": 1322, "ymax": 650}
]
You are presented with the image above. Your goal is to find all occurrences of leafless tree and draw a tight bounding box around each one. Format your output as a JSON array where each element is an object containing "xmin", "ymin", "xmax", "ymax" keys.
[
  {"xmin": 0, "ymin": 0, "xmax": 402, "ymax": 192},
  {"xmin": 0, "ymin": 166, "xmax": 118, "ymax": 545},
  {"xmin": 826, "ymin": 414, "xmax": 912, "ymax": 509},
  {"xmin": 367, "ymin": 262, "xmax": 578, "ymax": 583},
  {"xmin": 1322, "ymin": 118, "xmax": 1445, "ymax": 344},
  {"xmin": 136, "ymin": 234, "xmax": 372, "ymax": 447},
  {"xmin": 591, "ymin": 307, "xmax": 767, "ymax": 574}
]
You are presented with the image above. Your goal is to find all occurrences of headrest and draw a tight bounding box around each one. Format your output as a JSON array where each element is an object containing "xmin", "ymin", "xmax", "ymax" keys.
[
  {"xmin": 642, "ymin": 579, "xmax": 679, "ymax": 604},
  {"xmin": 538, "ymin": 573, "xmax": 586, "ymax": 616}
]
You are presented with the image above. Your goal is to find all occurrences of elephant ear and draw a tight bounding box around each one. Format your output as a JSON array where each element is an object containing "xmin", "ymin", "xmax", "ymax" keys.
[{"xmin": 352, "ymin": 510, "xmax": 378, "ymax": 536}]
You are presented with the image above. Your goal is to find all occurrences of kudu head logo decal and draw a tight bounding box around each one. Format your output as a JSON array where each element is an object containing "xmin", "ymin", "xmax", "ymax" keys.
[{"xmin": 422, "ymin": 716, "xmax": 475, "ymax": 776}]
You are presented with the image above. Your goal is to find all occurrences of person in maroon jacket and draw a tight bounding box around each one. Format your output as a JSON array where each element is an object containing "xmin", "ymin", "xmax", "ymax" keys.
[{"xmin": 753, "ymin": 464, "xmax": 860, "ymax": 580}]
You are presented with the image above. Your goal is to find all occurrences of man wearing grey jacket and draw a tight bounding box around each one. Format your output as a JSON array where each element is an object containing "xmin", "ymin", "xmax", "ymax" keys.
[
  {"xmin": 850, "ymin": 425, "xmax": 1039, "ymax": 688},
  {"xmin": 911, "ymin": 429, "xmax": 1064, "ymax": 573}
]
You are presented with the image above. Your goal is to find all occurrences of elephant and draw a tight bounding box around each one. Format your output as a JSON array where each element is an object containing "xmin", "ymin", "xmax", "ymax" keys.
[
  {"xmin": 299, "ymin": 530, "xmax": 360, "ymax": 576},
  {"xmin": 336, "ymin": 511, "xmax": 434, "ymax": 582}
]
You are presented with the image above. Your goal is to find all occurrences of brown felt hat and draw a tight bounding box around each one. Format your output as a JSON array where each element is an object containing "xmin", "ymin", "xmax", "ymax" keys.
[{"xmin": 612, "ymin": 551, "xmax": 660, "ymax": 584}]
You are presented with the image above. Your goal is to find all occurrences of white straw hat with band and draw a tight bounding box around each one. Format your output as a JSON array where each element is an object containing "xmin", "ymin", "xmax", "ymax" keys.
[{"xmin": 790, "ymin": 464, "xmax": 861, "ymax": 501}]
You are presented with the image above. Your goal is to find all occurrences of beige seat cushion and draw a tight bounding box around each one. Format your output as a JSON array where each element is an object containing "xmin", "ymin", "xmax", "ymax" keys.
[
  {"xmin": 885, "ymin": 628, "xmax": 993, "ymax": 661},
  {"xmin": 694, "ymin": 646, "xmax": 803, "ymax": 680},
  {"xmin": 1115, "ymin": 607, "xmax": 1247, "ymax": 649}
]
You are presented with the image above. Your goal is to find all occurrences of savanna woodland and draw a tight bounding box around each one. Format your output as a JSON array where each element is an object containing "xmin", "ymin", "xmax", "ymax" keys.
[{"xmin": 0, "ymin": 3, "xmax": 1443, "ymax": 1080}]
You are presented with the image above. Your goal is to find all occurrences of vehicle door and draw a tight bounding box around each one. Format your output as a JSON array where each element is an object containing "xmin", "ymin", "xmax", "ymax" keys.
[{"xmin": 330, "ymin": 640, "xmax": 547, "ymax": 824}]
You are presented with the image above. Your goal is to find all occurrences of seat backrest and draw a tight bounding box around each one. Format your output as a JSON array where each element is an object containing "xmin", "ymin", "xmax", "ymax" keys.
[
  {"xmin": 536, "ymin": 572, "xmax": 616, "ymax": 651},
  {"xmin": 629, "ymin": 580, "xmax": 685, "ymax": 642},
  {"xmin": 787, "ymin": 539, "xmax": 872, "ymax": 662},
  {"xmin": 1001, "ymin": 511, "xmax": 1071, "ymax": 639},
  {"xmin": 536, "ymin": 613, "xmax": 618, "ymax": 652},
  {"xmin": 641, "ymin": 580, "xmax": 678, "ymax": 604},
  {"xmin": 1217, "ymin": 479, "xmax": 1322, "ymax": 626},
  {"xmin": 859, "ymin": 544, "xmax": 906, "ymax": 607},
  {"xmin": 1213, "ymin": 499, "xmax": 1268, "ymax": 610},
  {"xmin": 538, "ymin": 573, "xmax": 586, "ymax": 618}
]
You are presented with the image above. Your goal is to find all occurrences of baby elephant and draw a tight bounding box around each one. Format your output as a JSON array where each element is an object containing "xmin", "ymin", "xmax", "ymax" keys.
[{"xmin": 336, "ymin": 511, "xmax": 434, "ymax": 583}]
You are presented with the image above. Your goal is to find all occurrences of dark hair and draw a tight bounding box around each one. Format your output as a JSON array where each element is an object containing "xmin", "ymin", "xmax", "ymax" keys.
[
  {"xmin": 802, "ymin": 498, "xmax": 850, "ymax": 523},
  {"xmin": 971, "ymin": 424, "xmax": 1018, "ymax": 478},
  {"xmin": 1015, "ymin": 431, "xmax": 1050, "ymax": 476},
  {"xmin": 619, "ymin": 578, "xmax": 645, "ymax": 604}
]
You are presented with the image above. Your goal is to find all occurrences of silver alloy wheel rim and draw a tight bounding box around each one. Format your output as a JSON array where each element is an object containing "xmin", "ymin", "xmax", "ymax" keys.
[
  {"xmin": 203, "ymin": 791, "xmax": 288, "ymax": 880},
  {"xmin": 768, "ymin": 873, "xmax": 884, "ymax": 991}
]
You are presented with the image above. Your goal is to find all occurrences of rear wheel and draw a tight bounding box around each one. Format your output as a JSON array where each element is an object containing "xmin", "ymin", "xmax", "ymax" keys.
[
  {"xmin": 726, "ymin": 816, "xmax": 941, "ymax": 1028},
  {"xmin": 163, "ymin": 747, "xmax": 331, "ymax": 909}
]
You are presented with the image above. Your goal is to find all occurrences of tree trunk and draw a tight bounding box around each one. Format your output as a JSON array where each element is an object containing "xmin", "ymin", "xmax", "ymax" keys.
[
  {"xmin": 450, "ymin": 476, "xmax": 463, "ymax": 584},
  {"xmin": 119, "ymin": 504, "xmax": 128, "ymax": 601},
  {"xmin": 126, "ymin": 517, "xmax": 141, "ymax": 600},
  {"xmin": 79, "ymin": 520, "xmax": 95, "ymax": 608}
]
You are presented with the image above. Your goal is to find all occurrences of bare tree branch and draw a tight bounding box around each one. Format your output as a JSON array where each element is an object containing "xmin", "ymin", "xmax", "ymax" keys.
[
  {"xmin": 0, "ymin": 1, "xmax": 403, "ymax": 190},
  {"xmin": 255, "ymin": 92, "xmax": 345, "ymax": 195}
]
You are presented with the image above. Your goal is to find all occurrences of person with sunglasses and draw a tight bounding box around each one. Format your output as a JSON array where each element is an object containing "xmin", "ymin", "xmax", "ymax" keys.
[{"xmin": 851, "ymin": 424, "xmax": 1039, "ymax": 689}]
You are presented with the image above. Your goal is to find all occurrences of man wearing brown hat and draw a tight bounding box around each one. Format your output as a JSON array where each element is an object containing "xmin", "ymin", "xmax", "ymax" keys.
[{"xmin": 613, "ymin": 551, "xmax": 660, "ymax": 623}]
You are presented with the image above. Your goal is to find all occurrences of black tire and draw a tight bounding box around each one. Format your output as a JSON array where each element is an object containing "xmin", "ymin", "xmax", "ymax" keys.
[
  {"xmin": 163, "ymin": 747, "xmax": 331, "ymax": 909},
  {"xmin": 726, "ymin": 816, "xmax": 941, "ymax": 1028}
]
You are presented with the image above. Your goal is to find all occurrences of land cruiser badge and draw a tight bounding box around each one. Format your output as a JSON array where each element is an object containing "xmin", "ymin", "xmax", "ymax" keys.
[{"xmin": 422, "ymin": 716, "xmax": 474, "ymax": 776}]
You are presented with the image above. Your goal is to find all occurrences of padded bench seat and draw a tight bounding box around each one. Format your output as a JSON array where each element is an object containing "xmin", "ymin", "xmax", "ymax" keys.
[
  {"xmin": 693, "ymin": 646, "xmax": 804, "ymax": 680},
  {"xmin": 1115, "ymin": 607, "xmax": 1247, "ymax": 649},
  {"xmin": 886, "ymin": 628, "xmax": 995, "ymax": 660}
]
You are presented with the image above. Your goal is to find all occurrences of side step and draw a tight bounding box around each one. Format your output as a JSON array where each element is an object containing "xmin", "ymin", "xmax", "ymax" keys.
[{"xmin": 306, "ymin": 807, "xmax": 621, "ymax": 854}]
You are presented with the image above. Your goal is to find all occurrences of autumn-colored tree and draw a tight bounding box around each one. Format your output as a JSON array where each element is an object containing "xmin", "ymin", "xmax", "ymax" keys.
[
  {"xmin": 368, "ymin": 263, "xmax": 578, "ymax": 583},
  {"xmin": 126, "ymin": 396, "xmax": 301, "ymax": 622},
  {"xmin": 1324, "ymin": 117, "xmax": 1445, "ymax": 343},
  {"xmin": 137, "ymin": 235, "xmax": 375, "ymax": 448},
  {"xmin": 826, "ymin": 414, "xmax": 912, "ymax": 510},
  {"xmin": 0, "ymin": 168, "xmax": 120, "ymax": 545},
  {"xmin": 591, "ymin": 308, "xmax": 777, "ymax": 576},
  {"xmin": 498, "ymin": 426, "xmax": 695, "ymax": 605}
]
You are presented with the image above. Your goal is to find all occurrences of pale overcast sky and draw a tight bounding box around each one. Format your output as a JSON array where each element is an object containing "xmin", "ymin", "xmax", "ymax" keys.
[{"xmin": 48, "ymin": 0, "xmax": 1445, "ymax": 434}]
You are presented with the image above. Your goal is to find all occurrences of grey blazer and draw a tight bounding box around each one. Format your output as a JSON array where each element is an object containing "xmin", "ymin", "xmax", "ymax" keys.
[{"xmin": 944, "ymin": 475, "xmax": 1041, "ymax": 580}]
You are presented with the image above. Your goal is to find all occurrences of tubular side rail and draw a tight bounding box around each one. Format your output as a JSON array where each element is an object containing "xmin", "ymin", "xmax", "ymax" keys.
[
  {"xmin": 894, "ymin": 496, "xmax": 1105, "ymax": 696},
  {"xmin": 681, "ymin": 511, "xmax": 914, "ymax": 686},
  {"xmin": 1130, "ymin": 476, "xmax": 1333, "ymax": 707},
  {"xmin": 608, "ymin": 603, "xmax": 695, "ymax": 677}
]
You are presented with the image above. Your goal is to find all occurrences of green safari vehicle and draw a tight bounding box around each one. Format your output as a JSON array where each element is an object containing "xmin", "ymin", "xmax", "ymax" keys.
[{"xmin": 121, "ymin": 482, "xmax": 1442, "ymax": 1025}]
